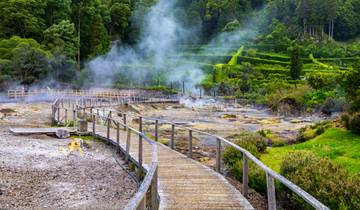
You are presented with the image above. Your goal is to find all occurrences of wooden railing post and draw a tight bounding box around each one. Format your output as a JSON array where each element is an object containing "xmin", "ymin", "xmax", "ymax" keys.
[
  {"xmin": 125, "ymin": 128, "xmax": 131, "ymax": 163},
  {"xmin": 116, "ymin": 122, "xmax": 120, "ymax": 151},
  {"xmin": 107, "ymin": 118, "xmax": 110, "ymax": 139},
  {"xmin": 138, "ymin": 117, "xmax": 143, "ymax": 181},
  {"xmin": 170, "ymin": 124, "xmax": 175, "ymax": 149},
  {"xmin": 51, "ymin": 106, "xmax": 56, "ymax": 124},
  {"xmin": 123, "ymin": 114, "xmax": 127, "ymax": 131},
  {"xmin": 155, "ymin": 120, "xmax": 158, "ymax": 142},
  {"xmin": 188, "ymin": 129, "xmax": 193, "ymax": 158},
  {"xmin": 92, "ymin": 114, "xmax": 96, "ymax": 134},
  {"xmin": 242, "ymin": 155, "xmax": 249, "ymax": 198},
  {"xmin": 266, "ymin": 173, "xmax": 276, "ymax": 210},
  {"xmin": 216, "ymin": 138, "xmax": 221, "ymax": 173},
  {"xmin": 57, "ymin": 107, "xmax": 60, "ymax": 123},
  {"xmin": 64, "ymin": 109, "xmax": 68, "ymax": 123},
  {"xmin": 73, "ymin": 109, "xmax": 76, "ymax": 121},
  {"xmin": 151, "ymin": 167, "xmax": 159, "ymax": 210}
]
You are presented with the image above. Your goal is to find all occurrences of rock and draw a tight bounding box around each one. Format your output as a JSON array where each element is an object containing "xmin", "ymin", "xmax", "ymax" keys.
[{"xmin": 56, "ymin": 129, "xmax": 70, "ymax": 139}]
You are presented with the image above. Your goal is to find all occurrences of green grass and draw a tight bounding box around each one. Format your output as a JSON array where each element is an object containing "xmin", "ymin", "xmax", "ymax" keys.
[{"xmin": 261, "ymin": 128, "xmax": 360, "ymax": 175}]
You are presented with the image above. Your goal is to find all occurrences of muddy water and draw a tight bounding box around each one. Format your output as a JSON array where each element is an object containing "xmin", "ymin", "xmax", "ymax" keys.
[{"xmin": 133, "ymin": 98, "xmax": 328, "ymax": 146}]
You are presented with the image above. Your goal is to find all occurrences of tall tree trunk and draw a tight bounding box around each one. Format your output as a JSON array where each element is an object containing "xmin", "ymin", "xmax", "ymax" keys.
[
  {"xmin": 77, "ymin": 7, "xmax": 81, "ymax": 71},
  {"xmin": 331, "ymin": 19, "xmax": 334, "ymax": 39}
]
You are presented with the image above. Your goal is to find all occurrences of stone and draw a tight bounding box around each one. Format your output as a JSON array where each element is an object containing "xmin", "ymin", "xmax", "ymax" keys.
[{"xmin": 56, "ymin": 129, "xmax": 70, "ymax": 139}]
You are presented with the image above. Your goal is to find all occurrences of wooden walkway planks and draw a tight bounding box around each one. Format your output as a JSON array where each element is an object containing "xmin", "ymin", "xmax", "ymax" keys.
[
  {"xmin": 93, "ymin": 122, "xmax": 254, "ymax": 210},
  {"xmin": 9, "ymin": 127, "xmax": 76, "ymax": 135}
]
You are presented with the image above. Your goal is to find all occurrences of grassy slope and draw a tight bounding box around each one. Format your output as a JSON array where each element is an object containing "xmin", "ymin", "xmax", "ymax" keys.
[{"xmin": 261, "ymin": 128, "xmax": 360, "ymax": 175}]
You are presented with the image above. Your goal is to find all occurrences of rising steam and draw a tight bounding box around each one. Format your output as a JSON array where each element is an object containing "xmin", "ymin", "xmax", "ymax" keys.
[
  {"xmin": 88, "ymin": 0, "xmax": 262, "ymax": 94},
  {"xmin": 88, "ymin": 0, "xmax": 203, "ymax": 92}
]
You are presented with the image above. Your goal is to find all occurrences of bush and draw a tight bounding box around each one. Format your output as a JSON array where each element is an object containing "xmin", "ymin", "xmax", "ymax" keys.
[
  {"xmin": 296, "ymin": 122, "xmax": 329, "ymax": 143},
  {"xmin": 229, "ymin": 132, "xmax": 268, "ymax": 153},
  {"xmin": 223, "ymin": 138, "xmax": 267, "ymax": 195},
  {"xmin": 341, "ymin": 112, "xmax": 360, "ymax": 134},
  {"xmin": 307, "ymin": 72, "xmax": 337, "ymax": 90},
  {"xmin": 280, "ymin": 151, "xmax": 360, "ymax": 210},
  {"xmin": 320, "ymin": 97, "xmax": 345, "ymax": 115}
]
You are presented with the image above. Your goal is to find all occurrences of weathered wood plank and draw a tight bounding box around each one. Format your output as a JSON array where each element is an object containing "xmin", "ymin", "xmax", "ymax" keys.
[{"xmin": 9, "ymin": 127, "xmax": 76, "ymax": 135}]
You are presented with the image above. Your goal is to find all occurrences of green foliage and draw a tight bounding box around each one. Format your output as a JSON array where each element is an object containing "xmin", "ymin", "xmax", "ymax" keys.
[
  {"xmin": 0, "ymin": 0, "xmax": 47, "ymax": 41},
  {"xmin": 280, "ymin": 151, "xmax": 360, "ymax": 210},
  {"xmin": 109, "ymin": 2, "xmax": 131, "ymax": 39},
  {"xmin": 341, "ymin": 112, "xmax": 360, "ymax": 134},
  {"xmin": 0, "ymin": 36, "xmax": 52, "ymax": 86},
  {"xmin": 261, "ymin": 128, "xmax": 360, "ymax": 175},
  {"xmin": 228, "ymin": 131, "xmax": 268, "ymax": 153},
  {"xmin": 222, "ymin": 19, "xmax": 240, "ymax": 32},
  {"xmin": 296, "ymin": 121, "xmax": 331, "ymax": 143},
  {"xmin": 341, "ymin": 66, "xmax": 360, "ymax": 112},
  {"xmin": 43, "ymin": 20, "xmax": 78, "ymax": 60},
  {"xmin": 290, "ymin": 44, "xmax": 303, "ymax": 82},
  {"xmin": 307, "ymin": 72, "xmax": 337, "ymax": 89}
]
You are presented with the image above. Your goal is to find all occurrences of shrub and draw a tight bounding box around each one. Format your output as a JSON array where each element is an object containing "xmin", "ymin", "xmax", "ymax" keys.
[
  {"xmin": 296, "ymin": 122, "xmax": 328, "ymax": 143},
  {"xmin": 341, "ymin": 112, "xmax": 360, "ymax": 134},
  {"xmin": 280, "ymin": 151, "xmax": 360, "ymax": 210},
  {"xmin": 307, "ymin": 72, "xmax": 337, "ymax": 90},
  {"xmin": 320, "ymin": 97, "xmax": 345, "ymax": 115},
  {"xmin": 223, "ymin": 138, "xmax": 267, "ymax": 195},
  {"xmin": 230, "ymin": 132, "xmax": 268, "ymax": 153},
  {"xmin": 247, "ymin": 49, "xmax": 257, "ymax": 57}
]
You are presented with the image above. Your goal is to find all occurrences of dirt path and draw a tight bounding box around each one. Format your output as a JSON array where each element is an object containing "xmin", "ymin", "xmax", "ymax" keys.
[{"xmin": 0, "ymin": 103, "xmax": 136, "ymax": 209}]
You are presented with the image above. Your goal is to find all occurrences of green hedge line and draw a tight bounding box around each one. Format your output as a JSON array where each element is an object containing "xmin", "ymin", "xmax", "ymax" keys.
[{"xmin": 237, "ymin": 56, "xmax": 290, "ymax": 66}]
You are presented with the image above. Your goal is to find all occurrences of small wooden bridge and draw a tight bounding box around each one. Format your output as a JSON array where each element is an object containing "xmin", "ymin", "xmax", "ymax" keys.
[{"xmin": 50, "ymin": 97, "xmax": 329, "ymax": 210}]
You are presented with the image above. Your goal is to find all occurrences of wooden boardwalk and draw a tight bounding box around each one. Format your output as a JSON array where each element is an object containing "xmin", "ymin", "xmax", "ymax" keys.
[{"xmin": 93, "ymin": 121, "xmax": 254, "ymax": 210}]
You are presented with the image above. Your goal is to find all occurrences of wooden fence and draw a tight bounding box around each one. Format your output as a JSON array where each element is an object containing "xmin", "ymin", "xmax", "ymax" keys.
[
  {"xmin": 53, "ymin": 97, "xmax": 330, "ymax": 210},
  {"xmin": 51, "ymin": 98, "xmax": 160, "ymax": 210}
]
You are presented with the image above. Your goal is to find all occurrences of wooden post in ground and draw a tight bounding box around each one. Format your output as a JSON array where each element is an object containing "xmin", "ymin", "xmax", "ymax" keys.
[
  {"xmin": 107, "ymin": 118, "xmax": 110, "ymax": 139},
  {"xmin": 125, "ymin": 128, "xmax": 131, "ymax": 163},
  {"xmin": 170, "ymin": 124, "xmax": 175, "ymax": 149},
  {"xmin": 242, "ymin": 155, "xmax": 249, "ymax": 198},
  {"xmin": 216, "ymin": 138, "xmax": 221, "ymax": 173},
  {"xmin": 188, "ymin": 129, "xmax": 193, "ymax": 158},
  {"xmin": 64, "ymin": 109, "xmax": 68, "ymax": 123},
  {"xmin": 123, "ymin": 114, "xmax": 127, "ymax": 131},
  {"xmin": 155, "ymin": 120, "xmax": 158, "ymax": 142},
  {"xmin": 116, "ymin": 122, "xmax": 120, "ymax": 152},
  {"xmin": 138, "ymin": 117, "xmax": 143, "ymax": 181},
  {"xmin": 57, "ymin": 107, "xmax": 60, "ymax": 123},
  {"xmin": 266, "ymin": 173, "xmax": 276, "ymax": 210},
  {"xmin": 92, "ymin": 115, "xmax": 96, "ymax": 134}
]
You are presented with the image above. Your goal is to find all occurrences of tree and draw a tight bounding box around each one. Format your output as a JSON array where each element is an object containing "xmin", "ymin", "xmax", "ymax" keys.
[
  {"xmin": 71, "ymin": 0, "xmax": 110, "ymax": 62},
  {"xmin": 290, "ymin": 44, "xmax": 302, "ymax": 86},
  {"xmin": 45, "ymin": 0, "xmax": 72, "ymax": 26},
  {"xmin": 43, "ymin": 20, "xmax": 78, "ymax": 61},
  {"xmin": 0, "ymin": 0, "xmax": 46, "ymax": 41},
  {"xmin": 340, "ymin": 61, "xmax": 360, "ymax": 113},
  {"xmin": 0, "ymin": 36, "xmax": 51, "ymax": 86},
  {"xmin": 109, "ymin": 2, "xmax": 132, "ymax": 40}
]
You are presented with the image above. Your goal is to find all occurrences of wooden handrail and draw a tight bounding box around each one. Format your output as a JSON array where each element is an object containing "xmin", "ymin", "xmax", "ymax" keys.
[
  {"xmin": 76, "ymin": 98, "xmax": 329, "ymax": 210},
  {"xmin": 52, "ymin": 98, "xmax": 160, "ymax": 210}
]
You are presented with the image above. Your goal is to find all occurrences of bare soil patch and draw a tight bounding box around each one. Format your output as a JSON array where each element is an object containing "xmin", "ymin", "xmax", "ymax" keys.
[{"xmin": 0, "ymin": 102, "xmax": 136, "ymax": 209}]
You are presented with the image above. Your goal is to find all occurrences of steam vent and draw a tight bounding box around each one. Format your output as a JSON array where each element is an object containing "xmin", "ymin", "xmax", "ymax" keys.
[{"xmin": 1, "ymin": 0, "xmax": 359, "ymax": 209}]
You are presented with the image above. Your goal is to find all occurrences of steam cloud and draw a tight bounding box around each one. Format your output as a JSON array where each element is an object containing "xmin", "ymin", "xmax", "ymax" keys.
[
  {"xmin": 88, "ymin": 0, "xmax": 204, "ymax": 92},
  {"xmin": 88, "ymin": 0, "xmax": 261, "ymax": 94}
]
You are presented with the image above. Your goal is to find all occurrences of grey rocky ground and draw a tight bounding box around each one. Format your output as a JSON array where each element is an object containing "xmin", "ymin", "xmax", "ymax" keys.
[{"xmin": 0, "ymin": 102, "xmax": 136, "ymax": 209}]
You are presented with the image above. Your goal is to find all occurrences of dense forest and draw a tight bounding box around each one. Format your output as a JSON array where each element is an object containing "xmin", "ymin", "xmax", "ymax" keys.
[{"xmin": 1, "ymin": 0, "xmax": 360, "ymax": 88}]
